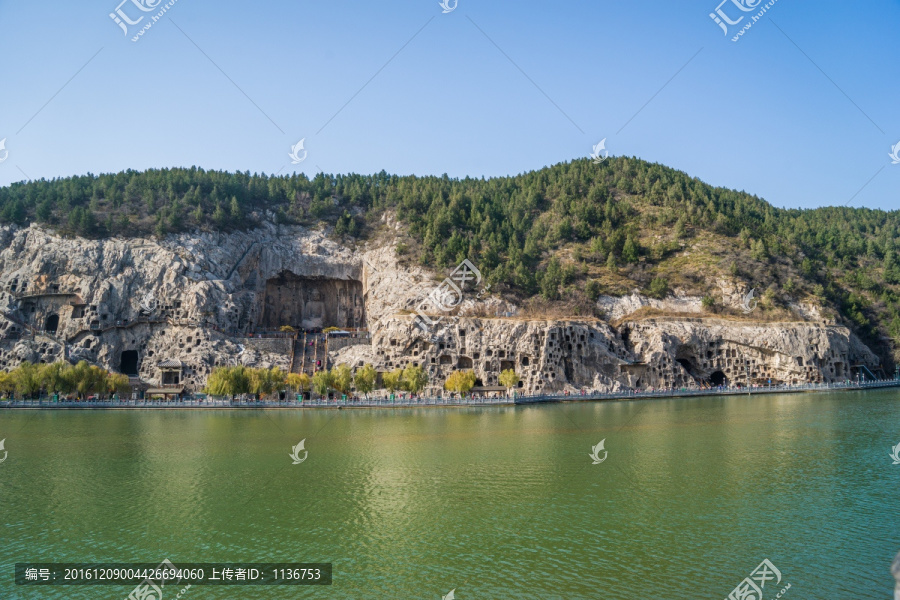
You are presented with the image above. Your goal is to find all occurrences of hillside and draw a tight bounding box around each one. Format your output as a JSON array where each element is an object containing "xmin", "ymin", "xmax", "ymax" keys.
[{"xmin": 1, "ymin": 158, "xmax": 898, "ymax": 365}]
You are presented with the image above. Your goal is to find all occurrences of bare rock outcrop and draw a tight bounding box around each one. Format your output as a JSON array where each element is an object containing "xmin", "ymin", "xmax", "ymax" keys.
[
  {"xmin": 0, "ymin": 223, "xmax": 885, "ymax": 394},
  {"xmin": 597, "ymin": 290, "xmax": 703, "ymax": 321},
  {"xmin": 336, "ymin": 313, "xmax": 878, "ymax": 395}
]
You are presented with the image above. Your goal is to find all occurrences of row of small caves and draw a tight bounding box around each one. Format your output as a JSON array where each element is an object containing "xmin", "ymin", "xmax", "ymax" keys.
[
  {"xmin": 374, "ymin": 323, "xmax": 860, "ymax": 390},
  {"xmin": 2, "ymin": 274, "xmax": 865, "ymax": 390},
  {"xmin": 639, "ymin": 335, "xmax": 854, "ymax": 386},
  {"xmin": 376, "ymin": 326, "xmax": 647, "ymax": 390}
]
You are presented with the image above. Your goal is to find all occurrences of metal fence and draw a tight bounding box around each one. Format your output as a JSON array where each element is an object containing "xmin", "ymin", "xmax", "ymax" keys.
[
  {"xmin": 511, "ymin": 378, "xmax": 900, "ymax": 404},
  {"xmin": 1, "ymin": 378, "xmax": 898, "ymax": 409}
]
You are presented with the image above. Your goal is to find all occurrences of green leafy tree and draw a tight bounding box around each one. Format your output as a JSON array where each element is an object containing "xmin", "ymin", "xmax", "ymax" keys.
[
  {"xmin": 286, "ymin": 373, "xmax": 310, "ymax": 393},
  {"xmin": 541, "ymin": 258, "xmax": 563, "ymax": 300},
  {"xmin": 354, "ymin": 364, "xmax": 377, "ymax": 398},
  {"xmin": 12, "ymin": 362, "xmax": 42, "ymax": 399},
  {"xmin": 312, "ymin": 369, "xmax": 333, "ymax": 398},
  {"xmin": 606, "ymin": 251, "xmax": 617, "ymax": 270},
  {"xmin": 39, "ymin": 362, "xmax": 74, "ymax": 395},
  {"xmin": 250, "ymin": 366, "xmax": 285, "ymax": 397},
  {"xmin": 382, "ymin": 368, "xmax": 403, "ymax": 393},
  {"xmin": 622, "ymin": 235, "xmax": 639, "ymax": 263},
  {"xmin": 401, "ymin": 364, "xmax": 428, "ymax": 394},
  {"xmin": 0, "ymin": 371, "xmax": 14, "ymax": 398},
  {"xmin": 212, "ymin": 202, "xmax": 228, "ymax": 228},
  {"xmin": 751, "ymin": 239, "xmax": 768, "ymax": 261},
  {"xmin": 648, "ymin": 277, "xmax": 669, "ymax": 299},
  {"xmin": 107, "ymin": 373, "xmax": 132, "ymax": 396},
  {"xmin": 205, "ymin": 367, "xmax": 232, "ymax": 397},
  {"xmin": 444, "ymin": 370, "xmax": 476, "ymax": 394},
  {"xmin": 229, "ymin": 196, "xmax": 242, "ymax": 222},
  {"xmin": 498, "ymin": 369, "xmax": 520, "ymax": 392},
  {"xmin": 331, "ymin": 364, "xmax": 353, "ymax": 395},
  {"xmin": 204, "ymin": 366, "xmax": 251, "ymax": 398}
]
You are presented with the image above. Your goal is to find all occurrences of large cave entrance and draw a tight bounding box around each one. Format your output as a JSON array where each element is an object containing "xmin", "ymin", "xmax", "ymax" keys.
[
  {"xmin": 675, "ymin": 358, "xmax": 696, "ymax": 376},
  {"xmin": 675, "ymin": 345, "xmax": 702, "ymax": 383},
  {"xmin": 44, "ymin": 314, "xmax": 59, "ymax": 334},
  {"xmin": 120, "ymin": 350, "xmax": 139, "ymax": 376},
  {"xmin": 709, "ymin": 371, "xmax": 727, "ymax": 386},
  {"xmin": 260, "ymin": 272, "xmax": 366, "ymax": 330}
]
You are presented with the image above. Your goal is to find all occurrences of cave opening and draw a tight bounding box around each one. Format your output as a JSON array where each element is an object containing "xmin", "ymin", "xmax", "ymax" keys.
[
  {"xmin": 676, "ymin": 358, "xmax": 695, "ymax": 375},
  {"xmin": 259, "ymin": 272, "xmax": 366, "ymax": 330},
  {"xmin": 563, "ymin": 358, "xmax": 574, "ymax": 382},
  {"xmin": 709, "ymin": 371, "xmax": 727, "ymax": 386},
  {"xmin": 620, "ymin": 327, "xmax": 632, "ymax": 350},
  {"xmin": 120, "ymin": 350, "xmax": 139, "ymax": 376},
  {"xmin": 44, "ymin": 314, "xmax": 59, "ymax": 334}
]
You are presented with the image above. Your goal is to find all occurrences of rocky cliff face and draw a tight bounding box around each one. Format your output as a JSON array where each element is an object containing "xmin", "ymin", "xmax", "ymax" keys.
[
  {"xmin": 334, "ymin": 314, "xmax": 878, "ymax": 394},
  {"xmin": 0, "ymin": 223, "xmax": 362, "ymax": 390},
  {"xmin": 0, "ymin": 224, "xmax": 883, "ymax": 393}
]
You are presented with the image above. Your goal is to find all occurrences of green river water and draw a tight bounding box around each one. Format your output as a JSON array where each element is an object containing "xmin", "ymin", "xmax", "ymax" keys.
[{"xmin": 1, "ymin": 389, "xmax": 898, "ymax": 599}]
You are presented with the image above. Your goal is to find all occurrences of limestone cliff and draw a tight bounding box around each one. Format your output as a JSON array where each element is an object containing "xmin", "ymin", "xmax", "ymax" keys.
[
  {"xmin": 334, "ymin": 315, "xmax": 878, "ymax": 394},
  {"xmin": 0, "ymin": 224, "xmax": 883, "ymax": 394}
]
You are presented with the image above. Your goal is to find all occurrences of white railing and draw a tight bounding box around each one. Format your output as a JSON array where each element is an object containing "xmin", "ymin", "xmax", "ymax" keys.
[{"xmin": 1, "ymin": 378, "xmax": 898, "ymax": 409}]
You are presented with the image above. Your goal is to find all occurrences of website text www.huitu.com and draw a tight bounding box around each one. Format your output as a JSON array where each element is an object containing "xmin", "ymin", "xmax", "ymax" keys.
[
  {"xmin": 731, "ymin": 0, "xmax": 780, "ymax": 42},
  {"xmin": 131, "ymin": 0, "xmax": 180, "ymax": 42}
]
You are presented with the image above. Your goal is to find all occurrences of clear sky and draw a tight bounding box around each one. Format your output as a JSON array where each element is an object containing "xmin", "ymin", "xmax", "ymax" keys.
[{"xmin": 0, "ymin": 0, "xmax": 897, "ymax": 210}]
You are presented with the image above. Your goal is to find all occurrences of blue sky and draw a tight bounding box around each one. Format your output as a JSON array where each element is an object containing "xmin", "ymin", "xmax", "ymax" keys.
[{"xmin": 0, "ymin": 0, "xmax": 897, "ymax": 210}]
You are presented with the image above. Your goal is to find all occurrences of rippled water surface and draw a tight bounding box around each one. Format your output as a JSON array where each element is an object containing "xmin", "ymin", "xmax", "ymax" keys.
[{"xmin": 1, "ymin": 390, "xmax": 899, "ymax": 599}]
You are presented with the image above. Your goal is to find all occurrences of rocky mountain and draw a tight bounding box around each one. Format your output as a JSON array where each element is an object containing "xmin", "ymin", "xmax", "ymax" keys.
[
  {"xmin": 0, "ymin": 222, "xmax": 883, "ymax": 394},
  {"xmin": 2, "ymin": 160, "xmax": 899, "ymax": 373}
]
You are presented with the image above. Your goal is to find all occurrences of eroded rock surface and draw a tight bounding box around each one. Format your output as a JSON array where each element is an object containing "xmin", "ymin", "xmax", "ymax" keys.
[{"xmin": 0, "ymin": 224, "xmax": 883, "ymax": 393}]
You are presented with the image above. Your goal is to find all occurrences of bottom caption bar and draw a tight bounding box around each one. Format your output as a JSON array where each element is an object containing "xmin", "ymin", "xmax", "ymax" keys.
[{"xmin": 16, "ymin": 562, "xmax": 332, "ymax": 585}]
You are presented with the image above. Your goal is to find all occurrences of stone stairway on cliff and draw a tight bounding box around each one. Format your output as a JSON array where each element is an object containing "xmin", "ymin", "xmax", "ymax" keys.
[{"xmin": 289, "ymin": 333, "xmax": 328, "ymax": 376}]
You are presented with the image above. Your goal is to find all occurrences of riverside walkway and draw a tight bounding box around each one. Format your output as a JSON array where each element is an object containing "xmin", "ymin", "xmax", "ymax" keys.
[{"xmin": 2, "ymin": 379, "xmax": 898, "ymax": 409}]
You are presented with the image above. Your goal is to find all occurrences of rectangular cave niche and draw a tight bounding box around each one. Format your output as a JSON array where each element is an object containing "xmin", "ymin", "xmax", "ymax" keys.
[
  {"xmin": 120, "ymin": 350, "xmax": 139, "ymax": 376},
  {"xmin": 259, "ymin": 272, "xmax": 366, "ymax": 330}
]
